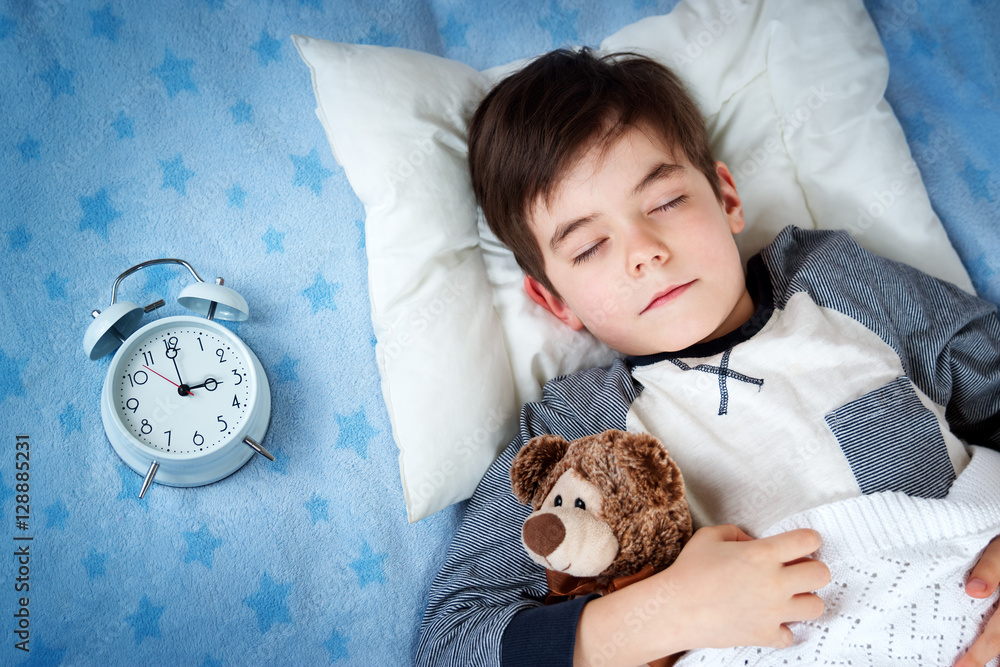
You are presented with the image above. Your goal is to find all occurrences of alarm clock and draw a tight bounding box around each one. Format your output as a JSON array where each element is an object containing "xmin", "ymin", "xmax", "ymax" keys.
[{"xmin": 84, "ymin": 258, "xmax": 273, "ymax": 498}]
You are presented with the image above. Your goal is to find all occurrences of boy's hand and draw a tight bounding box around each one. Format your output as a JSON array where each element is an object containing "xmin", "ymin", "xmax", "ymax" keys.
[
  {"xmin": 574, "ymin": 524, "xmax": 830, "ymax": 667},
  {"xmin": 955, "ymin": 535, "xmax": 1000, "ymax": 667},
  {"xmin": 664, "ymin": 525, "xmax": 830, "ymax": 651}
]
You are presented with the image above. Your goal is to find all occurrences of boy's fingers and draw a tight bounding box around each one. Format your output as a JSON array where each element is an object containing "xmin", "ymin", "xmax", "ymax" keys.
[
  {"xmin": 784, "ymin": 558, "xmax": 832, "ymax": 593},
  {"xmin": 786, "ymin": 592, "xmax": 826, "ymax": 623},
  {"xmin": 967, "ymin": 536, "xmax": 1000, "ymax": 598},
  {"xmin": 769, "ymin": 624, "xmax": 794, "ymax": 649},
  {"xmin": 763, "ymin": 528, "xmax": 823, "ymax": 563},
  {"xmin": 954, "ymin": 611, "xmax": 1000, "ymax": 667}
]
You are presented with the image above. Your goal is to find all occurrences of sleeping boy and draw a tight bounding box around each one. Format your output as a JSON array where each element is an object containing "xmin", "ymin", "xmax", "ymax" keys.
[{"xmin": 415, "ymin": 48, "xmax": 1000, "ymax": 667}]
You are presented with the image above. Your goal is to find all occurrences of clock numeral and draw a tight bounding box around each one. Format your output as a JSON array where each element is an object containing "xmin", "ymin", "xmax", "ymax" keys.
[
  {"xmin": 232, "ymin": 395, "xmax": 241, "ymax": 408},
  {"xmin": 217, "ymin": 415, "xmax": 228, "ymax": 432},
  {"xmin": 126, "ymin": 398, "xmax": 139, "ymax": 413},
  {"xmin": 128, "ymin": 370, "xmax": 148, "ymax": 387},
  {"xmin": 231, "ymin": 369, "xmax": 243, "ymax": 386},
  {"xmin": 197, "ymin": 337, "xmax": 204, "ymax": 352},
  {"xmin": 192, "ymin": 431, "xmax": 205, "ymax": 447},
  {"xmin": 164, "ymin": 430, "xmax": 171, "ymax": 447},
  {"xmin": 164, "ymin": 336, "xmax": 180, "ymax": 359},
  {"xmin": 140, "ymin": 419, "xmax": 153, "ymax": 435},
  {"xmin": 142, "ymin": 351, "xmax": 155, "ymax": 366},
  {"xmin": 216, "ymin": 348, "xmax": 227, "ymax": 363}
]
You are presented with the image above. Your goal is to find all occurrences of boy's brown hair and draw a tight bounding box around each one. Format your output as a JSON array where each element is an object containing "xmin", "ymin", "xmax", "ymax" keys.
[{"xmin": 468, "ymin": 48, "xmax": 721, "ymax": 297}]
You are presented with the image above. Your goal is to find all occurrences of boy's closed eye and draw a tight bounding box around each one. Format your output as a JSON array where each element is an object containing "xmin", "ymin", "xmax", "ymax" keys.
[{"xmin": 570, "ymin": 194, "xmax": 690, "ymax": 266}]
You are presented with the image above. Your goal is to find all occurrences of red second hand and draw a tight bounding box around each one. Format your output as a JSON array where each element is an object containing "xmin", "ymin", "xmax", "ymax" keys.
[{"xmin": 143, "ymin": 365, "xmax": 194, "ymax": 394}]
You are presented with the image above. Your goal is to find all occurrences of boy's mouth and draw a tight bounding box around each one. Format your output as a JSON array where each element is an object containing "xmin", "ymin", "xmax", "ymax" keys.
[{"xmin": 641, "ymin": 280, "xmax": 695, "ymax": 314}]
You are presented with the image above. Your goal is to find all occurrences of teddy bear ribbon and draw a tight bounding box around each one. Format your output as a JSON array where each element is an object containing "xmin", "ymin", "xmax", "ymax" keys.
[{"xmin": 544, "ymin": 563, "xmax": 657, "ymax": 604}]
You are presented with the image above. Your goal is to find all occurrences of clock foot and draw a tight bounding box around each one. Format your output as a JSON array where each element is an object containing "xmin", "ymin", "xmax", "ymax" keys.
[
  {"xmin": 139, "ymin": 461, "xmax": 159, "ymax": 498},
  {"xmin": 243, "ymin": 436, "xmax": 275, "ymax": 461}
]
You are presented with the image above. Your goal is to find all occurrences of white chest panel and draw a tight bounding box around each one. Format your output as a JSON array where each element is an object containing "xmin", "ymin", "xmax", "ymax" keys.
[{"xmin": 627, "ymin": 292, "xmax": 969, "ymax": 535}]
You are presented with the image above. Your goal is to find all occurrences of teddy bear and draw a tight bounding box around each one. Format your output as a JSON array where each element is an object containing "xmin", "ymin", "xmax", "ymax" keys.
[
  {"xmin": 510, "ymin": 429, "xmax": 693, "ymax": 600},
  {"xmin": 510, "ymin": 429, "xmax": 693, "ymax": 667}
]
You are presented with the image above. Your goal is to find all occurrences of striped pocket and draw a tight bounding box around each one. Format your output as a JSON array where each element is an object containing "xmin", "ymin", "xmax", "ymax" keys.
[{"xmin": 824, "ymin": 376, "xmax": 955, "ymax": 498}]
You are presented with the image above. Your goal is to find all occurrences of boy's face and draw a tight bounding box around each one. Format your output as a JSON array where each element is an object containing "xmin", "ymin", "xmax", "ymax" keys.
[{"xmin": 525, "ymin": 125, "xmax": 754, "ymax": 356}]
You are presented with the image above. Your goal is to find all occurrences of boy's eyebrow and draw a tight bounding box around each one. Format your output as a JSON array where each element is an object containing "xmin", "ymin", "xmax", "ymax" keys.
[
  {"xmin": 550, "ymin": 215, "xmax": 596, "ymax": 253},
  {"xmin": 549, "ymin": 162, "xmax": 686, "ymax": 253},
  {"xmin": 632, "ymin": 162, "xmax": 685, "ymax": 197}
]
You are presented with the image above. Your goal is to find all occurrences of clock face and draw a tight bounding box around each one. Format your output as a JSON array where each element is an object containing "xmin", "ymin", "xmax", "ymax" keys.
[{"xmin": 111, "ymin": 322, "xmax": 254, "ymax": 455}]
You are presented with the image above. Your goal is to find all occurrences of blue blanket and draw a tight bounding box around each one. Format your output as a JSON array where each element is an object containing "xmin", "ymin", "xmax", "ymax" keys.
[{"xmin": 0, "ymin": 1, "xmax": 996, "ymax": 665}]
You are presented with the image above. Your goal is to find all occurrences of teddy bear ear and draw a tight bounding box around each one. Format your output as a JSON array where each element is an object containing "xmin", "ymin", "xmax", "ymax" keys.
[
  {"xmin": 509, "ymin": 434, "xmax": 569, "ymax": 506},
  {"xmin": 608, "ymin": 431, "xmax": 686, "ymax": 502}
]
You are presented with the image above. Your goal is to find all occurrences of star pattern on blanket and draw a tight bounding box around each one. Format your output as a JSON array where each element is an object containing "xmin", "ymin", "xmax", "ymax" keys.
[
  {"xmin": 252, "ymin": 31, "xmax": 283, "ymax": 66},
  {"xmin": 302, "ymin": 273, "xmax": 340, "ymax": 312},
  {"xmin": 350, "ymin": 541, "xmax": 388, "ymax": 587},
  {"xmin": 262, "ymin": 226, "xmax": 285, "ymax": 253},
  {"xmin": 305, "ymin": 495, "xmax": 330, "ymax": 523},
  {"xmin": 45, "ymin": 501, "xmax": 68, "ymax": 529},
  {"xmin": 245, "ymin": 572, "xmax": 292, "ymax": 633},
  {"xmin": 90, "ymin": 4, "xmax": 123, "ymax": 42},
  {"xmin": 0, "ymin": 15, "xmax": 15, "ymax": 40},
  {"xmin": 44, "ymin": 272, "xmax": 68, "ymax": 300},
  {"xmin": 358, "ymin": 23, "xmax": 399, "ymax": 47},
  {"xmin": 336, "ymin": 410, "xmax": 377, "ymax": 458},
  {"xmin": 183, "ymin": 524, "xmax": 224, "ymax": 568},
  {"xmin": 153, "ymin": 49, "xmax": 198, "ymax": 98},
  {"xmin": 18, "ymin": 134, "xmax": 40, "ymax": 162},
  {"xmin": 59, "ymin": 403, "xmax": 83, "ymax": 434},
  {"xmin": 39, "ymin": 60, "xmax": 76, "ymax": 99},
  {"xmin": 160, "ymin": 154, "xmax": 195, "ymax": 195},
  {"xmin": 907, "ymin": 28, "xmax": 939, "ymax": 58},
  {"xmin": 290, "ymin": 148, "xmax": 333, "ymax": 195},
  {"xmin": 127, "ymin": 595, "xmax": 164, "ymax": 644},
  {"xmin": 968, "ymin": 253, "xmax": 997, "ymax": 284},
  {"xmin": 7, "ymin": 226, "xmax": 31, "ymax": 250},
  {"xmin": 324, "ymin": 630, "xmax": 350, "ymax": 661},
  {"xmin": 272, "ymin": 354, "xmax": 299, "ymax": 382},
  {"xmin": 441, "ymin": 14, "xmax": 469, "ymax": 49},
  {"xmin": 78, "ymin": 188, "xmax": 122, "ymax": 239},
  {"xmin": 112, "ymin": 111, "xmax": 134, "ymax": 139},
  {"xmin": 0, "ymin": 349, "xmax": 27, "ymax": 402},
  {"xmin": 962, "ymin": 159, "xmax": 994, "ymax": 202},
  {"xmin": 227, "ymin": 184, "xmax": 247, "ymax": 208},
  {"xmin": 230, "ymin": 99, "xmax": 253, "ymax": 125},
  {"xmin": 19, "ymin": 638, "xmax": 66, "ymax": 664},
  {"xmin": 539, "ymin": 0, "xmax": 579, "ymax": 46},
  {"xmin": 83, "ymin": 550, "xmax": 108, "ymax": 579}
]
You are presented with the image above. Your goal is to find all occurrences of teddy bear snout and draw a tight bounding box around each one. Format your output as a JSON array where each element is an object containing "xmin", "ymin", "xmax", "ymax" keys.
[
  {"xmin": 522, "ymin": 512, "xmax": 566, "ymax": 558},
  {"xmin": 521, "ymin": 508, "xmax": 619, "ymax": 577}
]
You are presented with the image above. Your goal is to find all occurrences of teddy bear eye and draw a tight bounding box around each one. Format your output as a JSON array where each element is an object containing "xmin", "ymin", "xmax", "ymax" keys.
[
  {"xmin": 553, "ymin": 495, "xmax": 562, "ymax": 507},
  {"xmin": 574, "ymin": 498, "xmax": 586, "ymax": 510}
]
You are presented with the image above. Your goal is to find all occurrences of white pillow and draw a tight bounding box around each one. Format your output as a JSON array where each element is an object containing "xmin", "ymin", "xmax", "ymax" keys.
[{"xmin": 293, "ymin": 0, "xmax": 973, "ymax": 522}]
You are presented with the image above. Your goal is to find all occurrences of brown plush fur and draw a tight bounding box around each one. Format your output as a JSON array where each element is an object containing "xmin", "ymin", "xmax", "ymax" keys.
[{"xmin": 510, "ymin": 429, "xmax": 693, "ymax": 586}]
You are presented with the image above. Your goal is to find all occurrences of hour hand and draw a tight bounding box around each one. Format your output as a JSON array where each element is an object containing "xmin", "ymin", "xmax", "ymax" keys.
[{"xmin": 182, "ymin": 378, "xmax": 221, "ymax": 395}]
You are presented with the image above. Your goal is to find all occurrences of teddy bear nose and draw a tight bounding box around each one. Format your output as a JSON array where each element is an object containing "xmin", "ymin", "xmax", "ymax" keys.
[{"xmin": 522, "ymin": 512, "xmax": 566, "ymax": 558}]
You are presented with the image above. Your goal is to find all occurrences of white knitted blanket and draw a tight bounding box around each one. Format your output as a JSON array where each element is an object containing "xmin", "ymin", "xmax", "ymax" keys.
[{"xmin": 677, "ymin": 446, "xmax": 1000, "ymax": 666}]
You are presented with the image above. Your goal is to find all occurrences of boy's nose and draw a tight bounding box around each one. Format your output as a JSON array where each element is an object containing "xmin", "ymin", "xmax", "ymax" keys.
[{"xmin": 626, "ymin": 222, "xmax": 669, "ymax": 275}]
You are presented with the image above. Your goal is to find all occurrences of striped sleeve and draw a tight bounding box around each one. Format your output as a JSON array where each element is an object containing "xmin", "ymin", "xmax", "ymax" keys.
[
  {"xmin": 414, "ymin": 362, "xmax": 638, "ymax": 666},
  {"xmin": 764, "ymin": 226, "xmax": 1000, "ymax": 449}
]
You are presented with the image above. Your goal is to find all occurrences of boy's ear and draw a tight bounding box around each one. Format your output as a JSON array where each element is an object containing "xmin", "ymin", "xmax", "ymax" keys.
[
  {"xmin": 715, "ymin": 161, "xmax": 745, "ymax": 235},
  {"xmin": 523, "ymin": 275, "xmax": 585, "ymax": 330}
]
